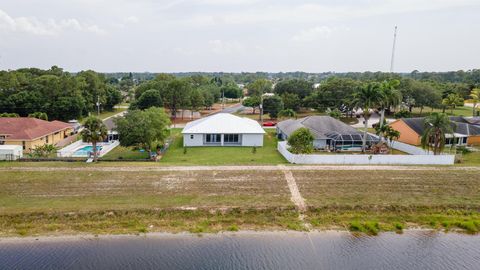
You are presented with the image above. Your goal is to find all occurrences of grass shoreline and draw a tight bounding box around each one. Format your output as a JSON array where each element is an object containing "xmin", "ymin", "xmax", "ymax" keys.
[{"xmin": 0, "ymin": 228, "xmax": 475, "ymax": 243}]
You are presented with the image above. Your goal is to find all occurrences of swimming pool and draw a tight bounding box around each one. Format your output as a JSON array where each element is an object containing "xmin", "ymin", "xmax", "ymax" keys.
[{"xmin": 73, "ymin": 145, "xmax": 103, "ymax": 157}]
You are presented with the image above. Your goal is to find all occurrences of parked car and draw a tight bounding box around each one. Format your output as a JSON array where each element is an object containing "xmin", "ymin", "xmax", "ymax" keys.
[
  {"xmin": 68, "ymin": 120, "xmax": 82, "ymax": 134},
  {"xmin": 262, "ymin": 121, "xmax": 277, "ymax": 126}
]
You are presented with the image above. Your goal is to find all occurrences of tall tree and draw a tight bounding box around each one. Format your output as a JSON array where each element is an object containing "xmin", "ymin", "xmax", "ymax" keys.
[
  {"xmin": 421, "ymin": 113, "xmax": 453, "ymax": 155},
  {"xmin": 262, "ymin": 96, "xmax": 284, "ymax": 119},
  {"xmin": 470, "ymin": 88, "xmax": 480, "ymax": 116},
  {"xmin": 378, "ymin": 79, "xmax": 401, "ymax": 129},
  {"xmin": 246, "ymin": 79, "xmax": 272, "ymax": 96},
  {"xmin": 115, "ymin": 107, "xmax": 171, "ymax": 158},
  {"xmin": 163, "ymin": 79, "xmax": 191, "ymax": 121},
  {"xmin": 81, "ymin": 116, "xmax": 108, "ymax": 162},
  {"xmin": 280, "ymin": 93, "xmax": 301, "ymax": 111},
  {"xmin": 189, "ymin": 89, "xmax": 205, "ymax": 118},
  {"xmin": 353, "ymin": 83, "xmax": 383, "ymax": 152},
  {"xmin": 242, "ymin": 96, "xmax": 261, "ymax": 114},
  {"xmin": 132, "ymin": 89, "xmax": 163, "ymax": 110},
  {"xmin": 274, "ymin": 79, "xmax": 313, "ymax": 99},
  {"xmin": 442, "ymin": 93, "xmax": 463, "ymax": 115}
]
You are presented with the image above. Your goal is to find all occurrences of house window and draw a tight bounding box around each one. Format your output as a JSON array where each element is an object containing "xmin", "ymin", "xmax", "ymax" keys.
[
  {"xmin": 0, "ymin": 135, "xmax": 5, "ymax": 145},
  {"xmin": 224, "ymin": 134, "xmax": 239, "ymax": 143},
  {"xmin": 205, "ymin": 134, "xmax": 221, "ymax": 143},
  {"xmin": 190, "ymin": 135, "xmax": 194, "ymax": 139},
  {"xmin": 22, "ymin": 141, "xmax": 26, "ymax": 150},
  {"xmin": 46, "ymin": 136, "xmax": 49, "ymax": 144}
]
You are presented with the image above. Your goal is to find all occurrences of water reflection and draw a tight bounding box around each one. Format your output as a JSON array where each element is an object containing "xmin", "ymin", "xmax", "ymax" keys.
[{"xmin": 0, "ymin": 231, "xmax": 479, "ymax": 270}]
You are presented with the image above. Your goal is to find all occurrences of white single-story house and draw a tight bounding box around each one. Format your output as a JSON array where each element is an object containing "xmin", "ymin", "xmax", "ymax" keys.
[
  {"xmin": 182, "ymin": 113, "xmax": 265, "ymax": 147},
  {"xmin": 0, "ymin": 145, "xmax": 23, "ymax": 160}
]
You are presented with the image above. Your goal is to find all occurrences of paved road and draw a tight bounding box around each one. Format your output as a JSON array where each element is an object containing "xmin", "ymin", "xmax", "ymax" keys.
[{"xmin": 217, "ymin": 103, "xmax": 245, "ymax": 114}]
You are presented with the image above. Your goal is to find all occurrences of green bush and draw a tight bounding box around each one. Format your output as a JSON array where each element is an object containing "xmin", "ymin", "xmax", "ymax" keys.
[
  {"xmin": 287, "ymin": 127, "xmax": 314, "ymax": 154},
  {"xmin": 394, "ymin": 110, "xmax": 411, "ymax": 119},
  {"xmin": 227, "ymin": 224, "xmax": 239, "ymax": 231}
]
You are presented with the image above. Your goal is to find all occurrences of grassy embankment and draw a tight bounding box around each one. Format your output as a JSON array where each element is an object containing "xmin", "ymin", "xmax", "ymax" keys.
[
  {"xmin": 0, "ymin": 167, "xmax": 480, "ymax": 236},
  {"xmin": 295, "ymin": 169, "xmax": 480, "ymax": 234},
  {"xmin": 0, "ymin": 169, "xmax": 298, "ymax": 236}
]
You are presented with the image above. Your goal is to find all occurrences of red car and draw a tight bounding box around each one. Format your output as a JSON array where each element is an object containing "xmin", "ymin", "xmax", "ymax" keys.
[{"xmin": 262, "ymin": 121, "xmax": 277, "ymax": 126}]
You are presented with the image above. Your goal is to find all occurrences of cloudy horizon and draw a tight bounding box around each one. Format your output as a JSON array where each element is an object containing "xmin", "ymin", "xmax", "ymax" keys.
[{"xmin": 1, "ymin": 0, "xmax": 479, "ymax": 73}]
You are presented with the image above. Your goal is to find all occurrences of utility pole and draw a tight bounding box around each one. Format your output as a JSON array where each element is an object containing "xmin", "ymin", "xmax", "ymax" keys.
[
  {"xmin": 222, "ymin": 89, "xmax": 225, "ymax": 109},
  {"xmin": 390, "ymin": 26, "xmax": 398, "ymax": 73},
  {"xmin": 259, "ymin": 94, "xmax": 263, "ymax": 123},
  {"xmin": 96, "ymin": 96, "xmax": 101, "ymax": 116}
]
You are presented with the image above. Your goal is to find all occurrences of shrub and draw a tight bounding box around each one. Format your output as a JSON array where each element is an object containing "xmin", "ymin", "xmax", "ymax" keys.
[
  {"xmin": 364, "ymin": 221, "xmax": 379, "ymax": 235},
  {"xmin": 349, "ymin": 221, "xmax": 365, "ymax": 232},
  {"xmin": 227, "ymin": 224, "xmax": 239, "ymax": 232},
  {"xmin": 278, "ymin": 109, "xmax": 297, "ymax": 119},
  {"xmin": 394, "ymin": 223, "xmax": 404, "ymax": 233},
  {"xmin": 394, "ymin": 110, "xmax": 411, "ymax": 119},
  {"xmin": 455, "ymin": 221, "xmax": 478, "ymax": 234},
  {"xmin": 287, "ymin": 127, "xmax": 314, "ymax": 154}
]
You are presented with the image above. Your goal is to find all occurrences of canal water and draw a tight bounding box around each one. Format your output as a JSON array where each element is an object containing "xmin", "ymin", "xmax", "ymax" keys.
[{"xmin": 1, "ymin": 231, "xmax": 479, "ymax": 270}]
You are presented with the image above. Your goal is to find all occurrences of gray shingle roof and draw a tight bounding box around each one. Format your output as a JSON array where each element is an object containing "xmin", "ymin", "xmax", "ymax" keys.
[
  {"xmin": 399, "ymin": 116, "xmax": 480, "ymax": 136},
  {"xmin": 277, "ymin": 116, "xmax": 375, "ymax": 141}
]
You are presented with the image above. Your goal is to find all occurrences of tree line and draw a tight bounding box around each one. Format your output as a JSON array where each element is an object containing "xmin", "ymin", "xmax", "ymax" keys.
[
  {"xmin": 131, "ymin": 74, "xmax": 242, "ymax": 118},
  {"xmin": 0, "ymin": 66, "xmax": 123, "ymax": 121},
  {"xmin": 242, "ymin": 75, "xmax": 479, "ymax": 120}
]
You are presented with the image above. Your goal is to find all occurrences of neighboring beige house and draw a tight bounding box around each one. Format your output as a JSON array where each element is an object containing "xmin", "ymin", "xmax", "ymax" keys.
[
  {"xmin": 389, "ymin": 116, "xmax": 480, "ymax": 146},
  {"xmin": 0, "ymin": 117, "xmax": 73, "ymax": 152}
]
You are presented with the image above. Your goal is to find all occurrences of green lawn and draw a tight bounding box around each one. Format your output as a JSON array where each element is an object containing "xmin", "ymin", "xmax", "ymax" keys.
[
  {"xmin": 101, "ymin": 146, "xmax": 149, "ymax": 160},
  {"xmin": 160, "ymin": 129, "xmax": 287, "ymax": 165},
  {"xmin": 410, "ymin": 106, "xmax": 473, "ymax": 117},
  {"xmin": 460, "ymin": 150, "xmax": 480, "ymax": 165}
]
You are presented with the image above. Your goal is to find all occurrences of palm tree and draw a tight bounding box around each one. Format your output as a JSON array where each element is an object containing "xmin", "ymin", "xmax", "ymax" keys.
[
  {"xmin": 421, "ymin": 113, "xmax": 454, "ymax": 155},
  {"xmin": 353, "ymin": 83, "xmax": 383, "ymax": 152},
  {"xmin": 470, "ymin": 88, "xmax": 480, "ymax": 117},
  {"xmin": 442, "ymin": 93, "xmax": 463, "ymax": 115},
  {"xmin": 378, "ymin": 79, "xmax": 402, "ymax": 129},
  {"xmin": 81, "ymin": 116, "xmax": 108, "ymax": 162}
]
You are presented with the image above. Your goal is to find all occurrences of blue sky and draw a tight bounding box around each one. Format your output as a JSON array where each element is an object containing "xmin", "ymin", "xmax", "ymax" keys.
[{"xmin": 1, "ymin": 0, "xmax": 479, "ymax": 72}]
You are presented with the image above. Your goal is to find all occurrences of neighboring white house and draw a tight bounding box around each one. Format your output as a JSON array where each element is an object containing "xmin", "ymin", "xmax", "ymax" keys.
[
  {"xmin": 182, "ymin": 113, "xmax": 265, "ymax": 147},
  {"xmin": 0, "ymin": 145, "xmax": 23, "ymax": 160}
]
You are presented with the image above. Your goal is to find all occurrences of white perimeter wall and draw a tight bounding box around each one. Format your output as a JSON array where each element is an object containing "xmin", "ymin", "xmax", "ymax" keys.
[
  {"xmin": 0, "ymin": 145, "xmax": 23, "ymax": 160},
  {"xmin": 277, "ymin": 141, "xmax": 454, "ymax": 165}
]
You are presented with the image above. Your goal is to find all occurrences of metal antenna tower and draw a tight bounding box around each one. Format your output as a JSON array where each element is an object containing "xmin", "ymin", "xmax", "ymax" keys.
[{"xmin": 390, "ymin": 26, "xmax": 398, "ymax": 73}]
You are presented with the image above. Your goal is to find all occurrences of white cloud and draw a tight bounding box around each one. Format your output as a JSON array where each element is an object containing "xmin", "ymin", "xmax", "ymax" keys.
[
  {"xmin": 185, "ymin": 0, "xmax": 480, "ymax": 25},
  {"xmin": 292, "ymin": 26, "xmax": 333, "ymax": 42},
  {"xmin": 208, "ymin": 40, "xmax": 244, "ymax": 54},
  {"xmin": 124, "ymin": 16, "xmax": 139, "ymax": 24},
  {"xmin": 0, "ymin": 9, "xmax": 105, "ymax": 36}
]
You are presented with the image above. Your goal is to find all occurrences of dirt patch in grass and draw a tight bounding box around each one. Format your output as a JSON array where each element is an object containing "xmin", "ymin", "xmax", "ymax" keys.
[
  {"xmin": 293, "ymin": 169, "xmax": 480, "ymax": 208},
  {"xmin": 294, "ymin": 169, "xmax": 480, "ymax": 234}
]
